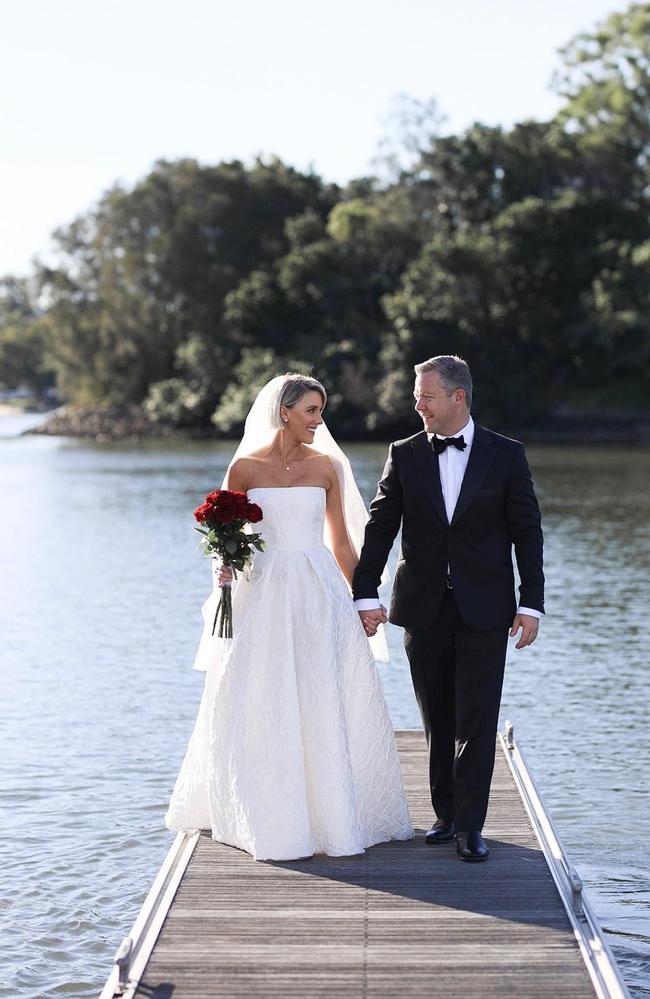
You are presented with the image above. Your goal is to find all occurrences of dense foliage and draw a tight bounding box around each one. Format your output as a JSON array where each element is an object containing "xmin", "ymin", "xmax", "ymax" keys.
[{"xmin": 2, "ymin": 4, "xmax": 649, "ymax": 434}]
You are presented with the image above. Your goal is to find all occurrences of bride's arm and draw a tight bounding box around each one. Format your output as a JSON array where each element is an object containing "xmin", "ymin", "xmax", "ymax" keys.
[{"xmin": 324, "ymin": 460, "xmax": 357, "ymax": 586}]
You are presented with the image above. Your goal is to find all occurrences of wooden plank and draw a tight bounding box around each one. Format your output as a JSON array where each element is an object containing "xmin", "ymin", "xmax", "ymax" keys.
[{"xmin": 135, "ymin": 731, "xmax": 597, "ymax": 998}]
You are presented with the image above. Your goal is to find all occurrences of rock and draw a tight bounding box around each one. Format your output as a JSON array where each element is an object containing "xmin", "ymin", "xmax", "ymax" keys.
[{"xmin": 25, "ymin": 404, "xmax": 211, "ymax": 441}]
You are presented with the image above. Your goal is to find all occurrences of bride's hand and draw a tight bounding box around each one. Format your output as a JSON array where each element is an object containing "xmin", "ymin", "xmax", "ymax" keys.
[
  {"xmin": 217, "ymin": 565, "xmax": 233, "ymax": 586},
  {"xmin": 359, "ymin": 606, "xmax": 387, "ymax": 637}
]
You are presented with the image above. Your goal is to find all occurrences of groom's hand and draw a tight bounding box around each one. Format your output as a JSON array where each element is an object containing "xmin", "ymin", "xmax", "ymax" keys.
[
  {"xmin": 510, "ymin": 614, "xmax": 539, "ymax": 649},
  {"xmin": 359, "ymin": 606, "xmax": 388, "ymax": 637}
]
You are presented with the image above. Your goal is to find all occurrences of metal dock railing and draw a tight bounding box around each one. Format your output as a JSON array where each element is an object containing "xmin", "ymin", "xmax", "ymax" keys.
[{"xmin": 499, "ymin": 722, "xmax": 628, "ymax": 999}]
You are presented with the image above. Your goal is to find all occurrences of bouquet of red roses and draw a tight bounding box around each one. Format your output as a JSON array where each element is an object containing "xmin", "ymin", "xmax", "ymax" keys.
[{"xmin": 193, "ymin": 489, "xmax": 265, "ymax": 639}]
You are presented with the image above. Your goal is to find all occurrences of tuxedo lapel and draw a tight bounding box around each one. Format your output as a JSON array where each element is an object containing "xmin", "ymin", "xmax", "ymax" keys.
[
  {"xmin": 451, "ymin": 424, "xmax": 496, "ymax": 525},
  {"xmin": 411, "ymin": 433, "xmax": 448, "ymax": 525}
]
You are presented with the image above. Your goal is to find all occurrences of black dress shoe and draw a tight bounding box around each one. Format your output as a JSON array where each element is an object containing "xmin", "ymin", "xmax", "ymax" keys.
[
  {"xmin": 425, "ymin": 818, "xmax": 456, "ymax": 844},
  {"xmin": 456, "ymin": 830, "xmax": 489, "ymax": 861}
]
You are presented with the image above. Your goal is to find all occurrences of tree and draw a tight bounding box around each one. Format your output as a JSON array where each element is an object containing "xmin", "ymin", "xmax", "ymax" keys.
[
  {"xmin": 552, "ymin": 3, "xmax": 650, "ymax": 200},
  {"xmin": 378, "ymin": 186, "xmax": 649, "ymax": 424},
  {"xmin": 0, "ymin": 277, "xmax": 53, "ymax": 395},
  {"xmin": 39, "ymin": 158, "xmax": 338, "ymax": 406},
  {"xmin": 373, "ymin": 93, "xmax": 447, "ymax": 180}
]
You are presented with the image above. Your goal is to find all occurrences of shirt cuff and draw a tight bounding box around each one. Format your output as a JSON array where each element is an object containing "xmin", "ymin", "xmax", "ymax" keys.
[
  {"xmin": 517, "ymin": 606, "xmax": 542, "ymax": 619},
  {"xmin": 354, "ymin": 598, "xmax": 382, "ymax": 611}
]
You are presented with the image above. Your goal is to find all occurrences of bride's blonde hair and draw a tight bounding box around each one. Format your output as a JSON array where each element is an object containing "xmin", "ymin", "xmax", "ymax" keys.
[{"xmin": 275, "ymin": 373, "xmax": 327, "ymax": 429}]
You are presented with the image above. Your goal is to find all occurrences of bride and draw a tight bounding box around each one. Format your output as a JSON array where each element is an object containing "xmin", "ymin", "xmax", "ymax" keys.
[{"xmin": 165, "ymin": 373, "xmax": 413, "ymax": 861}]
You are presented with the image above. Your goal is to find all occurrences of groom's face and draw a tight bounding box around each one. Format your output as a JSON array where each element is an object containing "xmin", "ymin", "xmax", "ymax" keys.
[{"xmin": 413, "ymin": 371, "xmax": 464, "ymax": 436}]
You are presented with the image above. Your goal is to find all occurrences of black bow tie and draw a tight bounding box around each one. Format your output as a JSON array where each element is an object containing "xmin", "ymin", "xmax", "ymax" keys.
[{"xmin": 431, "ymin": 435, "xmax": 467, "ymax": 455}]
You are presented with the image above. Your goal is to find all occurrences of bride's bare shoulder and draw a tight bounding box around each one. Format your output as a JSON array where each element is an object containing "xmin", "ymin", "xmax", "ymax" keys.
[
  {"xmin": 307, "ymin": 450, "xmax": 341, "ymax": 484},
  {"xmin": 230, "ymin": 451, "xmax": 270, "ymax": 469},
  {"xmin": 227, "ymin": 454, "xmax": 268, "ymax": 489},
  {"xmin": 308, "ymin": 449, "xmax": 343, "ymax": 467}
]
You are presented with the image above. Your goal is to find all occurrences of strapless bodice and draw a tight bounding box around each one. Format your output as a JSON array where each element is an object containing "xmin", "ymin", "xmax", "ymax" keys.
[{"xmin": 247, "ymin": 487, "xmax": 326, "ymax": 553}]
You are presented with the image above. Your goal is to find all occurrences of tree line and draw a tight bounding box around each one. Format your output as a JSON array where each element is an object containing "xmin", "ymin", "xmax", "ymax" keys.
[{"xmin": 2, "ymin": 3, "xmax": 649, "ymax": 436}]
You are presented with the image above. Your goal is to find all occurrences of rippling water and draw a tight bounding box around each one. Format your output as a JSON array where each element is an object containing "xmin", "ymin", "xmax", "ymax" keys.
[{"xmin": 1, "ymin": 417, "xmax": 648, "ymax": 998}]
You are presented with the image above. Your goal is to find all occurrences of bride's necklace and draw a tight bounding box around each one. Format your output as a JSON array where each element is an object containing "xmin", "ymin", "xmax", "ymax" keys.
[{"xmin": 277, "ymin": 443, "xmax": 304, "ymax": 471}]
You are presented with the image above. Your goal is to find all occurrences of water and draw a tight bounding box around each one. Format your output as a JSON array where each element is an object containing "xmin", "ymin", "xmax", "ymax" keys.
[{"xmin": 1, "ymin": 421, "xmax": 648, "ymax": 998}]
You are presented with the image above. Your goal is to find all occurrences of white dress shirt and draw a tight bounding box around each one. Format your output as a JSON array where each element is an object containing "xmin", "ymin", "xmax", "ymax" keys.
[{"xmin": 355, "ymin": 415, "xmax": 541, "ymax": 619}]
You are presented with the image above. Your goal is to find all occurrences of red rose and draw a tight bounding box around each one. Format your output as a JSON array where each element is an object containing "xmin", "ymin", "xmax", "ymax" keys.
[
  {"xmin": 246, "ymin": 502, "xmax": 263, "ymax": 523},
  {"xmin": 231, "ymin": 491, "xmax": 249, "ymax": 518},
  {"xmin": 193, "ymin": 501, "xmax": 212, "ymax": 523},
  {"xmin": 210, "ymin": 490, "xmax": 240, "ymax": 523}
]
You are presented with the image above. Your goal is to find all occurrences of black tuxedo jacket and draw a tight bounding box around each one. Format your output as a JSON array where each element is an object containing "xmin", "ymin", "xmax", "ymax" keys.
[{"xmin": 352, "ymin": 425, "xmax": 544, "ymax": 632}]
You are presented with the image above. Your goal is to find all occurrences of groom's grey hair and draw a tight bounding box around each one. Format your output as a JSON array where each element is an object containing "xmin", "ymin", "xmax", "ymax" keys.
[
  {"xmin": 275, "ymin": 373, "xmax": 327, "ymax": 428},
  {"xmin": 414, "ymin": 355, "xmax": 473, "ymax": 409}
]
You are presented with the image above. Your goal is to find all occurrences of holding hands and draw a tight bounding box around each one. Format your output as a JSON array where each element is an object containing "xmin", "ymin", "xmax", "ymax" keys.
[{"xmin": 358, "ymin": 606, "xmax": 388, "ymax": 637}]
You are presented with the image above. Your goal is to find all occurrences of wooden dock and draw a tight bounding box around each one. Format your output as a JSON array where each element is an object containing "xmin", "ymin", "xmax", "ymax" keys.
[{"xmin": 102, "ymin": 729, "xmax": 629, "ymax": 999}]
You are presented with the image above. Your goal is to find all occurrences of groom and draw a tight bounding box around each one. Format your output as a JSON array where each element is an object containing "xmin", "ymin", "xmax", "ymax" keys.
[{"xmin": 353, "ymin": 355, "xmax": 544, "ymax": 862}]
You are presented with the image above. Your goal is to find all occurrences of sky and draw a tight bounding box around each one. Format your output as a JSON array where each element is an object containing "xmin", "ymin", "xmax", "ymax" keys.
[{"xmin": 1, "ymin": 0, "xmax": 620, "ymax": 276}]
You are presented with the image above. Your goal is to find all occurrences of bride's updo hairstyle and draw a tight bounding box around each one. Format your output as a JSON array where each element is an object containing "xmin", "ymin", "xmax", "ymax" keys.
[{"xmin": 275, "ymin": 373, "xmax": 327, "ymax": 429}]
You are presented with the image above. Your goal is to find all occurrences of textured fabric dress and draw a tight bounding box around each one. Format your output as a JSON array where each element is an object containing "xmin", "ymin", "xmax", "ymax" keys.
[{"xmin": 165, "ymin": 486, "xmax": 413, "ymax": 861}]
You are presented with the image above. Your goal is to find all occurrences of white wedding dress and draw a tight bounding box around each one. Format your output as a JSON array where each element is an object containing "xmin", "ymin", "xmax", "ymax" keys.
[{"xmin": 165, "ymin": 486, "xmax": 413, "ymax": 861}]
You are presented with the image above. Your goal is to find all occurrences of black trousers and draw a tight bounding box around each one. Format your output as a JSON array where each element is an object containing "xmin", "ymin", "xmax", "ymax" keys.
[{"xmin": 403, "ymin": 587, "xmax": 508, "ymax": 831}]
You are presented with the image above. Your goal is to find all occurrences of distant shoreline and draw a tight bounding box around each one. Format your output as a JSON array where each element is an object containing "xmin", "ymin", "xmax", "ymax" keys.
[
  {"xmin": 0, "ymin": 402, "xmax": 47, "ymax": 417},
  {"xmin": 20, "ymin": 403, "xmax": 650, "ymax": 445}
]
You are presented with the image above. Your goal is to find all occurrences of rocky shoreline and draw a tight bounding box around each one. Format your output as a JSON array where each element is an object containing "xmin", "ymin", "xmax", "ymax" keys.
[
  {"xmin": 23, "ymin": 403, "xmax": 650, "ymax": 444},
  {"xmin": 25, "ymin": 405, "xmax": 213, "ymax": 442}
]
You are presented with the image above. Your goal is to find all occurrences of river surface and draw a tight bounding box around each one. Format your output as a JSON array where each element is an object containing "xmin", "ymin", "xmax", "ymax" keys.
[{"xmin": 1, "ymin": 413, "xmax": 648, "ymax": 998}]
